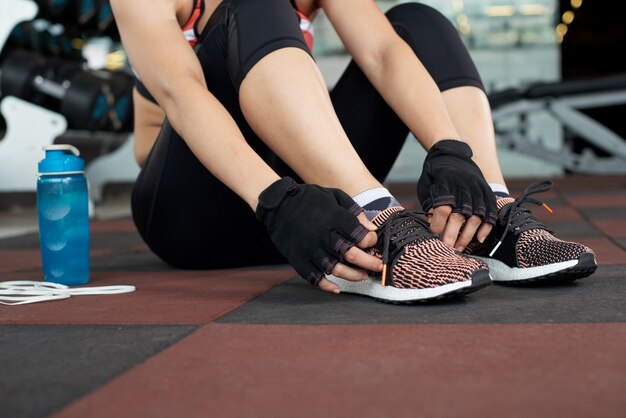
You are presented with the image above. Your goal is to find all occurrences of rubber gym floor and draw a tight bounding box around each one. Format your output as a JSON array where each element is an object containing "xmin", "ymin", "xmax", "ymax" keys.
[{"xmin": 1, "ymin": 175, "xmax": 625, "ymax": 418}]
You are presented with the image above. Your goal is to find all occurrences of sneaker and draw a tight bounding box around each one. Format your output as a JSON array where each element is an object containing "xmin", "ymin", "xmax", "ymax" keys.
[
  {"xmin": 465, "ymin": 180, "xmax": 597, "ymax": 284},
  {"xmin": 327, "ymin": 206, "xmax": 491, "ymax": 304}
]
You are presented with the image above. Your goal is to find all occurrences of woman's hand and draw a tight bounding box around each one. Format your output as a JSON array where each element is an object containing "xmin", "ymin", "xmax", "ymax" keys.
[
  {"xmin": 417, "ymin": 140, "xmax": 497, "ymax": 251},
  {"xmin": 318, "ymin": 212, "xmax": 379, "ymax": 294},
  {"xmin": 256, "ymin": 177, "xmax": 382, "ymax": 291}
]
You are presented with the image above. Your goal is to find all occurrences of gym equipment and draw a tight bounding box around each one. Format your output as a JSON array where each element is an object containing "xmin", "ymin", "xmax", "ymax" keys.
[
  {"xmin": 98, "ymin": 70, "xmax": 133, "ymax": 131},
  {"xmin": 4, "ymin": 19, "xmax": 80, "ymax": 59},
  {"xmin": 0, "ymin": 96, "xmax": 67, "ymax": 193},
  {"xmin": 0, "ymin": 0, "xmax": 38, "ymax": 49},
  {"xmin": 95, "ymin": 0, "xmax": 115, "ymax": 34},
  {"xmin": 32, "ymin": 0, "xmax": 118, "ymax": 38},
  {"xmin": 34, "ymin": 0, "xmax": 72, "ymax": 21},
  {"xmin": 76, "ymin": 0, "xmax": 97, "ymax": 27},
  {"xmin": 5, "ymin": 20, "xmax": 45, "ymax": 52},
  {"xmin": 42, "ymin": 22, "xmax": 77, "ymax": 57},
  {"xmin": 489, "ymin": 74, "xmax": 626, "ymax": 174},
  {"xmin": 1, "ymin": 49, "xmax": 109, "ymax": 130},
  {"xmin": 0, "ymin": 49, "xmax": 131, "ymax": 130},
  {"xmin": 86, "ymin": 133, "xmax": 140, "ymax": 202},
  {"xmin": 1, "ymin": 0, "xmax": 138, "ymax": 199},
  {"xmin": 0, "ymin": 94, "xmax": 139, "ymax": 199}
]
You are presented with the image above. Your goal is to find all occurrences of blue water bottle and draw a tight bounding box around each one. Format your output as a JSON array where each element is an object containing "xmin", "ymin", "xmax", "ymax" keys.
[{"xmin": 37, "ymin": 144, "xmax": 90, "ymax": 286}]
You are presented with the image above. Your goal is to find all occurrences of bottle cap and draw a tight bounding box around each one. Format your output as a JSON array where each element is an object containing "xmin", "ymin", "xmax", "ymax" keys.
[{"xmin": 38, "ymin": 145, "xmax": 85, "ymax": 174}]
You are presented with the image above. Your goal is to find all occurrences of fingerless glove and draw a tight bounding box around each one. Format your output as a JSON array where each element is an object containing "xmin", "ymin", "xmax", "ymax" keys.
[
  {"xmin": 256, "ymin": 177, "xmax": 369, "ymax": 286},
  {"xmin": 417, "ymin": 140, "xmax": 497, "ymax": 224}
]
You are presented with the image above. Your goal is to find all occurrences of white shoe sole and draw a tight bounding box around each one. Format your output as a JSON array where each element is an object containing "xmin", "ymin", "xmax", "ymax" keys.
[
  {"xmin": 326, "ymin": 269, "xmax": 491, "ymax": 304},
  {"xmin": 477, "ymin": 252, "xmax": 597, "ymax": 283}
]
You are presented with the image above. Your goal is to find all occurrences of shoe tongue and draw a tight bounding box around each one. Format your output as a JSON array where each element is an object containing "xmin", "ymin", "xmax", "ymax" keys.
[
  {"xmin": 497, "ymin": 197, "xmax": 515, "ymax": 210},
  {"xmin": 371, "ymin": 206, "xmax": 405, "ymax": 228}
]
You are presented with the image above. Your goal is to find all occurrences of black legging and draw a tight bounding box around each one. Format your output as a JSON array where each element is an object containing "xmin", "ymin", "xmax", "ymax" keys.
[{"xmin": 131, "ymin": 0, "xmax": 484, "ymax": 269}]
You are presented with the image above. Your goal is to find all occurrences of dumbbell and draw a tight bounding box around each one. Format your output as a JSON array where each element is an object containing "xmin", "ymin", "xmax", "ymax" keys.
[
  {"xmin": 105, "ymin": 71, "xmax": 134, "ymax": 131},
  {"xmin": 6, "ymin": 19, "xmax": 81, "ymax": 59},
  {"xmin": 76, "ymin": 0, "xmax": 98, "ymax": 26},
  {"xmin": 0, "ymin": 49, "xmax": 54, "ymax": 108},
  {"xmin": 85, "ymin": 69, "xmax": 134, "ymax": 131},
  {"xmin": 34, "ymin": 0, "xmax": 74, "ymax": 24},
  {"xmin": 95, "ymin": 0, "xmax": 114, "ymax": 32},
  {"xmin": 6, "ymin": 20, "xmax": 47, "ymax": 54},
  {"xmin": 1, "ymin": 49, "xmax": 113, "ymax": 130},
  {"xmin": 80, "ymin": 0, "xmax": 119, "ymax": 39},
  {"xmin": 44, "ymin": 23, "xmax": 77, "ymax": 57},
  {"xmin": 33, "ymin": 0, "xmax": 94, "ymax": 33}
]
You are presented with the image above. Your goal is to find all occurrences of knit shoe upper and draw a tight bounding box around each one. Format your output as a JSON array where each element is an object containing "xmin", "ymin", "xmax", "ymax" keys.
[
  {"xmin": 370, "ymin": 206, "xmax": 488, "ymax": 289},
  {"xmin": 465, "ymin": 181, "xmax": 595, "ymax": 275}
]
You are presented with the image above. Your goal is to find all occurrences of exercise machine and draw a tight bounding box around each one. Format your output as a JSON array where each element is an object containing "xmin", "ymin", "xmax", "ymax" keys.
[{"xmin": 489, "ymin": 74, "xmax": 626, "ymax": 174}]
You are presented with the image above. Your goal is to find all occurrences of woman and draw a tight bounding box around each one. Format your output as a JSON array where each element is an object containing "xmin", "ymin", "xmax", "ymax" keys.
[{"xmin": 110, "ymin": 0, "xmax": 596, "ymax": 303}]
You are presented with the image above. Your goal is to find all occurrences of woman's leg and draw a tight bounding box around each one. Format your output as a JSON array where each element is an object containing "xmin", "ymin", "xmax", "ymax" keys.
[
  {"xmin": 388, "ymin": 3, "xmax": 505, "ymax": 186},
  {"xmin": 331, "ymin": 3, "xmax": 506, "ymax": 188},
  {"xmin": 132, "ymin": 120, "xmax": 285, "ymax": 269},
  {"xmin": 133, "ymin": 0, "xmax": 385, "ymax": 269},
  {"xmin": 239, "ymin": 50, "xmax": 381, "ymax": 196},
  {"xmin": 377, "ymin": 4, "xmax": 596, "ymax": 282},
  {"xmin": 132, "ymin": 1, "xmax": 306, "ymax": 269},
  {"xmin": 330, "ymin": 58, "xmax": 409, "ymax": 183},
  {"xmin": 441, "ymin": 86, "xmax": 505, "ymax": 186},
  {"xmin": 132, "ymin": 0, "xmax": 491, "ymax": 298}
]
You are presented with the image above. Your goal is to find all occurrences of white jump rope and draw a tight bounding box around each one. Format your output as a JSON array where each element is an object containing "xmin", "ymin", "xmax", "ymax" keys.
[{"xmin": 0, "ymin": 280, "xmax": 135, "ymax": 305}]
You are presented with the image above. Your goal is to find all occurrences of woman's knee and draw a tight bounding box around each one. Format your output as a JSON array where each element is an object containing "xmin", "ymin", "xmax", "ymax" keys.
[
  {"xmin": 385, "ymin": 2, "xmax": 484, "ymax": 92},
  {"xmin": 385, "ymin": 2, "xmax": 456, "ymax": 38}
]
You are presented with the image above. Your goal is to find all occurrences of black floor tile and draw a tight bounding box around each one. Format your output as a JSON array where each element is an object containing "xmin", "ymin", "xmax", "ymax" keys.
[
  {"xmin": 0, "ymin": 325, "xmax": 196, "ymax": 418},
  {"xmin": 219, "ymin": 266, "xmax": 626, "ymax": 324}
]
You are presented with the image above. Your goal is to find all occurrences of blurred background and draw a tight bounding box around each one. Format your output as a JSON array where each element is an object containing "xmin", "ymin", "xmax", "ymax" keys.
[
  {"xmin": 0, "ymin": 0, "xmax": 625, "ymax": 237},
  {"xmin": 312, "ymin": 0, "xmax": 626, "ymax": 180}
]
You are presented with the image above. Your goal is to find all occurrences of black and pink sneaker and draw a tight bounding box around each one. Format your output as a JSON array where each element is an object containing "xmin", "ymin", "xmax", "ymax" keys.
[
  {"xmin": 465, "ymin": 181, "xmax": 597, "ymax": 284},
  {"xmin": 327, "ymin": 207, "xmax": 491, "ymax": 304}
]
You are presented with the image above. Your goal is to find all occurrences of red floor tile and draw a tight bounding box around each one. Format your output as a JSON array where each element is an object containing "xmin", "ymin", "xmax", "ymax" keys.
[
  {"xmin": 53, "ymin": 323, "xmax": 626, "ymax": 418},
  {"xmin": 0, "ymin": 250, "xmax": 41, "ymax": 273},
  {"xmin": 567, "ymin": 237, "xmax": 626, "ymax": 265},
  {"xmin": 534, "ymin": 206, "xmax": 583, "ymax": 223},
  {"xmin": 90, "ymin": 219, "xmax": 139, "ymax": 234},
  {"xmin": 131, "ymin": 243, "xmax": 149, "ymax": 252},
  {"xmin": 564, "ymin": 194, "xmax": 626, "ymax": 209},
  {"xmin": 590, "ymin": 219, "xmax": 626, "ymax": 238},
  {"xmin": 0, "ymin": 268, "xmax": 294, "ymax": 325},
  {"xmin": 551, "ymin": 175, "xmax": 626, "ymax": 192},
  {"xmin": 508, "ymin": 189, "xmax": 560, "ymax": 200},
  {"xmin": 0, "ymin": 249, "xmax": 112, "ymax": 273}
]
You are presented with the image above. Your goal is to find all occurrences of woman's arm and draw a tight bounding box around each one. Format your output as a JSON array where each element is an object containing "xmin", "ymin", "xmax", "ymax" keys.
[
  {"xmin": 110, "ymin": 0, "xmax": 279, "ymax": 209},
  {"xmin": 111, "ymin": 0, "xmax": 381, "ymax": 292},
  {"xmin": 321, "ymin": 0, "xmax": 495, "ymax": 247},
  {"xmin": 320, "ymin": 0, "xmax": 460, "ymax": 149}
]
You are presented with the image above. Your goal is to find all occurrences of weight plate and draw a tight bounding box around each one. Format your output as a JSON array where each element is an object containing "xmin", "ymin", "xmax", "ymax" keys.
[
  {"xmin": 61, "ymin": 71, "xmax": 110, "ymax": 130},
  {"xmin": 107, "ymin": 72, "xmax": 134, "ymax": 131},
  {"xmin": 77, "ymin": 0, "xmax": 97, "ymax": 25},
  {"xmin": 46, "ymin": 0, "xmax": 72, "ymax": 17},
  {"xmin": 0, "ymin": 49, "xmax": 45, "ymax": 100},
  {"xmin": 97, "ymin": 0, "xmax": 114, "ymax": 32}
]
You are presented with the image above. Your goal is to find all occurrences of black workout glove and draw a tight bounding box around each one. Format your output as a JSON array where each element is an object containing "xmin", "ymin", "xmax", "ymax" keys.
[
  {"xmin": 417, "ymin": 140, "xmax": 497, "ymax": 224},
  {"xmin": 256, "ymin": 177, "xmax": 369, "ymax": 286}
]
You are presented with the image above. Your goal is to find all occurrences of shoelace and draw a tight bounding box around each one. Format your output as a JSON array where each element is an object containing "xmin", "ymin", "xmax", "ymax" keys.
[
  {"xmin": 0, "ymin": 281, "xmax": 135, "ymax": 305},
  {"xmin": 489, "ymin": 180, "xmax": 554, "ymax": 257},
  {"xmin": 379, "ymin": 210, "xmax": 432, "ymax": 286}
]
